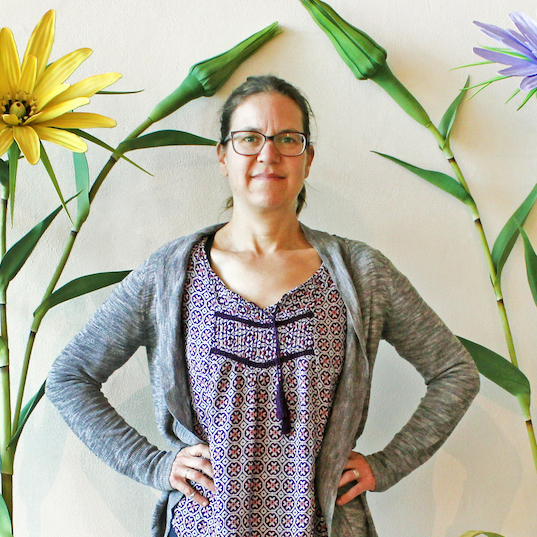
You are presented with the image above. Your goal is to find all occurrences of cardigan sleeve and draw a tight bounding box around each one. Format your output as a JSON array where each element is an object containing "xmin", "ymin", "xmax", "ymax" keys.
[
  {"xmin": 46, "ymin": 257, "xmax": 177, "ymax": 492},
  {"xmin": 363, "ymin": 252, "xmax": 480, "ymax": 492}
]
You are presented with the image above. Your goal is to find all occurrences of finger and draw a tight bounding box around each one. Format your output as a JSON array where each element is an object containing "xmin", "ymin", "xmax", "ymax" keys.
[
  {"xmin": 186, "ymin": 443, "xmax": 211, "ymax": 459},
  {"xmin": 336, "ymin": 481, "xmax": 369, "ymax": 506},
  {"xmin": 184, "ymin": 486, "xmax": 210, "ymax": 507},
  {"xmin": 184, "ymin": 468, "xmax": 216, "ymax": 494},
  {"xmin": 338, "ymin": 468, "xmax": 360, "ymax": 488},
  {"xmin": 183, "ymin": 454, "xmax": 214, "ymax": 480}
]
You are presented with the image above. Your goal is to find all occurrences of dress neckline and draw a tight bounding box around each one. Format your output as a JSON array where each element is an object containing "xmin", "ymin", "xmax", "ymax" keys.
[{"xmin": 200, "ymin": 236, "xmax": 325, "ymax": 313}]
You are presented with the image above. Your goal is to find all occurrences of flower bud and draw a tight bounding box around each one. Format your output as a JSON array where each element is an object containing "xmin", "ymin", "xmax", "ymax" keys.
[
  {"xmin": 148, "ymin": 22, "xmax": 281, "ymax": 123},
  {"xmin": 301, "ymin": 0, "xmax": 386, "ymax": 79},
  {"xmin": 301, "ymin": 0, "xmax": 431, "ymax": 127}
]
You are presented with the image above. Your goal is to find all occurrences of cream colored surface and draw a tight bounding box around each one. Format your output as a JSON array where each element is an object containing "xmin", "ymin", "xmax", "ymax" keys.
[{"xmin": 10, "ymin": 0, "xmax": 536, "ymax": 535}]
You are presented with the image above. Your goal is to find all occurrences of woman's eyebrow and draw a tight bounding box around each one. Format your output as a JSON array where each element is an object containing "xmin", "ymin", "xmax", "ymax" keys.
[{"xmin": 235, "ymin": 126, "xmax": 301, "ymax": 133}]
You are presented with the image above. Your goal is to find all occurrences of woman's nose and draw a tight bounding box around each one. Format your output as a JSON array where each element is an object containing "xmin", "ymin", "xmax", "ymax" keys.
[{"xmin": 257, "ymin": 138, "xmax": 281, "ymax": 162}]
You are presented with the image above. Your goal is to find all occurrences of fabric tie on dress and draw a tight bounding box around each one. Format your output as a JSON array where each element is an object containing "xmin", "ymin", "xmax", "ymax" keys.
[{"xmin": 271, "ymin": 304, "xmax": 291, "ymax": 435}]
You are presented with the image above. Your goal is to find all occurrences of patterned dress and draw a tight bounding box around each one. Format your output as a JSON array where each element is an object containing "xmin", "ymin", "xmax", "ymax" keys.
[{"xmin": 171, "ymin": 238, "xmax": 347, "ymax": 537}]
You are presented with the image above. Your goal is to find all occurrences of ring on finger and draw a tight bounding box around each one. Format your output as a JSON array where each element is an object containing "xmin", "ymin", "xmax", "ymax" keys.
[
  {"xmin": 188, "ymin": 490, "xmax": 196, "ymax": 499},
  {"xmin": 352, "ymin": 469, "xmax": 360, "ymax": 480},
  {"xmin": 184, "ymin": 468, "xmax": 191, "ymax": 480}
]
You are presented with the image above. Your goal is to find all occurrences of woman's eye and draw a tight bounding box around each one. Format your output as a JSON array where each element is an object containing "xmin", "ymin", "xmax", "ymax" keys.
[
  {"xmin": 280, "ymin": 135, "xmax": 299, "ymax": 145},
  {"xmin": 239, "ymin": 133, "xmax": 261, "ymax": 144}
]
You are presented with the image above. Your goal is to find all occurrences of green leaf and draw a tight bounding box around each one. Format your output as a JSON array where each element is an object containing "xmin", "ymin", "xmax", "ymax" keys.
[
  {"xmin": 0, "ymin": 204, "xmax": 62, "ymax": 292},
  {"xmin": 458, "ymin": 336, "xmax": 531, "ymax": 419},
  {"xmin": 39, "ymin": 143, "xmax": 72, "ymax": 224},
  {"xmin": 505, "ymin": 88, "xmax": 520, "ymax": 104},
  {"xmin": 8, "ymin": 381, "xmax": 45, "ymax": 451},
  {"xmin": 96, "ymin": 89, "xmax": 143, "ymax": 95},
  {"xmin": 73, "ymin": 152, "xmax": 90, "ymax": 231},
  {"xmin": 0, "ymin": 159, "xmax": 8, "ymax": 193},
  {"xmin": 117, "ymin": 130, "xmax": 217, "ymax": 153},
  {"xmin": 373, "ymin": 152, "xmax": 473, "ymax": 205},
  {"xmin": 0, "ymin": 337, "xmax": 7, "ymax": 368},
  {"xmin": 0, "ymin": 494, "xmax": 12, "ymax": 537},
  {"xmin": 33, "ymin": 270, "xmax": 131, "ymax": 324},
  {"xmin": 438, "ymin": 77, "xmax": 469, "ymax": 146},
  {"xmin": 491, "ymin": 182, "xmax": 537, "ymax": 284},
  {"xmin": 518, "ymin": 224, "xmax": 537, "ymax": 307},
  {"xmin": 516, "ymin": 87, "xmax": 537, "ymax": 110},
  {"xmin": 461, "ymin": 531, "xmax": 503, "ymax": 537},
  {"xmin": 67, "ymin": 129, "xmax": 151, "ymax": 176},
  {"xmin": 8, "ymin": 143, "xmax": 19, "ymax": 223}
]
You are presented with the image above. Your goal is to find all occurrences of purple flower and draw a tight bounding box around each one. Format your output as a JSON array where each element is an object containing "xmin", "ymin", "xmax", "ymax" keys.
[{"xmin": 474, "ymin": 11, "xmax": 537, "ymax": 91}]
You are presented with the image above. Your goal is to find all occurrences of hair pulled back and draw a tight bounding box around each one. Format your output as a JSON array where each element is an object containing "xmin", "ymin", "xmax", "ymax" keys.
[{"xmin": 219, "ymin": 75, "xmax": 313, "ymax": 215}]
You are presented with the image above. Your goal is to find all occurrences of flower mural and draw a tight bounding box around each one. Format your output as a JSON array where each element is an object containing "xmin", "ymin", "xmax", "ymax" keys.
[{"xmin": 0, "ymin": 10, "xmax": 120, "ymax": 165}]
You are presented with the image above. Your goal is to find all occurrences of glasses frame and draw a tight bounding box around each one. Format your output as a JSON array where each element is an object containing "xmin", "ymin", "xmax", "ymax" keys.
[{"xmin": 224, "ymin": 130, "xmax": 309, "ymax": 157}]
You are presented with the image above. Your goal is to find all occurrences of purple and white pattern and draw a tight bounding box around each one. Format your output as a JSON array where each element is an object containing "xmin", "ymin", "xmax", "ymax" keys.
[{"xmin": 172, "ymin": 239, "xmax": 346, "ymax": 536}]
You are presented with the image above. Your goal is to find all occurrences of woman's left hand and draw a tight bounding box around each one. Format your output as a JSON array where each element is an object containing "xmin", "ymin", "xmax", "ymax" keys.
[{"xmin": 336, "ymin": 451, "xmax": 376, "ymax": 506}]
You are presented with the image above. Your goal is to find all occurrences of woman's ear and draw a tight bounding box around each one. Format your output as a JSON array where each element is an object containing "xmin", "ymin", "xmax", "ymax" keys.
[
  {"xmin": 217, "ymin": 143, "xmax": 228, "ymax": 176},
  {"xmin": 304, "ymin": 145, "xmax": 315, "ymax": 178}
]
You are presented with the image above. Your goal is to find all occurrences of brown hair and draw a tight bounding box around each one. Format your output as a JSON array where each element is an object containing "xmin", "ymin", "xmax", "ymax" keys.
[{"xmin": 219, "ymin": 75, "xmax": 313, "ymax": 215}]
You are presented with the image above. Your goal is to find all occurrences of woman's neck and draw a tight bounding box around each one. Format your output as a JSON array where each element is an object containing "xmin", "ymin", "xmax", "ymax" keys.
[{"xmin": 216, "ymin": 207, "xmax": 308, "ymax": 254}]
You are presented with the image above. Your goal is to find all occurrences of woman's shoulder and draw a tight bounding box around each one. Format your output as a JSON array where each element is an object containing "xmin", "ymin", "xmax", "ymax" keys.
[
  {"xmin": 301, "ymin": 224, "xmax": 393, "ymax": 272},
  {"xmin": 145, "ymin": 224, "xmax": 225, "ymax": 267}
]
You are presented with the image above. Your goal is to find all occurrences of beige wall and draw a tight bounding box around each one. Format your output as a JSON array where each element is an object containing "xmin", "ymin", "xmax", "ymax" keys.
[{"xmin": 10, "ymin": 0, "xmax": 536, "ymax": 535}]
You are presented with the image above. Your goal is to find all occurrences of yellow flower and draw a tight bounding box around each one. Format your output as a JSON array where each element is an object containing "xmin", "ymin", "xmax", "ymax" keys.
[{"xmin": 0, "ymin": 10, "xmax": 121, "ymax": 165}]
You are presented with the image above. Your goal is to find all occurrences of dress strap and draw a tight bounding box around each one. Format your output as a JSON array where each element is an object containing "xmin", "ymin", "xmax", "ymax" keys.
[{"xmin": 204, "ymin": 232, "xmax": 215, "ymax": 265}]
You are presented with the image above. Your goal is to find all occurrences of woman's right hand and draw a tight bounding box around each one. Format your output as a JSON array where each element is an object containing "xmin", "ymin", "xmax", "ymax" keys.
[{"xmin": 169, "ymin": 443, "xmax": 216, "ymax": 507}]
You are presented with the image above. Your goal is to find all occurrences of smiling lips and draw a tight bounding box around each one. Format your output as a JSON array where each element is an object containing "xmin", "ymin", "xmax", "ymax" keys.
[{"xmin": 252, "ymin": 172, "xmax": 285, "ymax": 180}]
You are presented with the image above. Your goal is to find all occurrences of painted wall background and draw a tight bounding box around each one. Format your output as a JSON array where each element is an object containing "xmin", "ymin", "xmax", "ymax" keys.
[{"xmin": 8, "ymin": 0, "xmax": 536, "ymax": 535}]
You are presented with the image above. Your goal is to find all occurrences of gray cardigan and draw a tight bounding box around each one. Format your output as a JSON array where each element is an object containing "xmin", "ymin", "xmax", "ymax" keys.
[{"xmin": 46, "ymin": 224, "xmax": 480, "ymax": 537}]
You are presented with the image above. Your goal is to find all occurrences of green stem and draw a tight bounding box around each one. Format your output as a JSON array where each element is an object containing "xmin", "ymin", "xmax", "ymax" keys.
[
  {"xmin": 0, "ymin": 182, "xmax": 12, "ymax": 518},
  {"xmin": 89, "ymin": 117, "xmax": 154, "ymax": 203},
  {"xmin": 426, "ymin": 123, "xmax": 535, "ymax": 469},
  {"xmin": 527, "ymin": 418, "xmax": 537, "ymax": 470},
  {"xmin": 12, "ymin": 230, "xmax": 78, "ymax": 433},
  {"xmin": 13, "ymin": 115, "xmax": 154, "ymax": 431}
]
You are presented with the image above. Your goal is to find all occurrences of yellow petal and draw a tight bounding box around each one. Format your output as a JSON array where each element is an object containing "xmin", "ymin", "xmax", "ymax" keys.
[
  {"xmin": 22, "ymin": 10, "xmax": 55, "ymax": 79},
  {"xmin": 0, "ymin": 28, "xmax": 21, "ymax": 97},
  {"xmin": 38, "ymin": 112, "xmax": 116, "ymax": 129},
  {"xmin": 33, "ymin": 48, "xmax": 92, "ymax": 103},
  {"xmin": 0, "ymin": 127, "xmax": 13, "ymax": 157},
  {"xmin": 34, "ymin": 83, "xmax": 69, "ymax": 112},
  {"xmin": 25, "ymin": 97, "xmax": 90, "ymax": 125},
  {"xmin": 18, "ymin": 55, "xmax": 37, "ymax": 95},
  {"xmin": 2, "ymin": 114, "xmax": 19, "ymax": 126},
  {"xmin": 47, "ymin": 72, "xmax": 122, "ymax": 107},
  {"xmin": 13, "ymin": 125, "xmax": 40, "ymax": 165},
  {"xmin": 0, "ymin": 61, "xmax": 10, "ymax": 97},
  {"xmin": 33, "ymin": 125, "xmax": 87, "ymax": 153}
]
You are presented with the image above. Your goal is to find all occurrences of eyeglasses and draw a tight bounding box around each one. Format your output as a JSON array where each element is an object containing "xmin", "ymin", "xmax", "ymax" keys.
[{"xmin": 224, "ymin": 131, "xmax": 308, "ymax": 156}]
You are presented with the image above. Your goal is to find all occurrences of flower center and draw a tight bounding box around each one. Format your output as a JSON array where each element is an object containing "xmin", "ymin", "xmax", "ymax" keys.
[
  {"xmin": 9, "ymin": 102, "xmax": 26, "ymax": 119},
  {"xmin": 1, "ymin": 92, "xmax": 37, "ymax": 125}
]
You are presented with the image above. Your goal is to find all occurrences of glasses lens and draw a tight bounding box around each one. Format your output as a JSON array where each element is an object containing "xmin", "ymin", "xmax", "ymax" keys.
[
  {"xmin": 274, "ymin": 133, "xmax": 306, "ymax": 156},
  {"xmin": 232, "ymin": 132, "xmax": 265, "ymax": 155},
  {"xmin": 231, "ymin": 131, "xmax": 307, "ymax": 156}
]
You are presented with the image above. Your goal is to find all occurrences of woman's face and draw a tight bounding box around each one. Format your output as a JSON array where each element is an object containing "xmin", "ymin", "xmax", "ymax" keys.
[{"xmin": 217, "ymin": 92, "xmax": 314, "ymax": 215}]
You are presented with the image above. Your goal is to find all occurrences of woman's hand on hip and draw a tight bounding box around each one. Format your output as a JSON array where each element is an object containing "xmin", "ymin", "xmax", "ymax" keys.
[
  {"xmin": 336, "ymin": 451, "xmax": 376, "ymax": 506},
  {"xmin": 169, "ymin": 443, "xmax": 216, "ymax": 506}
]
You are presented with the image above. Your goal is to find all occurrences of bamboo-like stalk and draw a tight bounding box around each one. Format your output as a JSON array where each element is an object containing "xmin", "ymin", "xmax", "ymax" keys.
[
  {"xmin": 12, "ymin": 230, "xmax": 78, "ymax": 433},
  {"xmin": 426, "ymin": 123, "xmax": 537, "ymax": 471},
  {"xmin": 0, "ymin": 176, "xmax": 12, "ymax": 519},
  {"xmin": 12, "ymin": 116, "xmax": 154, "ymax": 433}
]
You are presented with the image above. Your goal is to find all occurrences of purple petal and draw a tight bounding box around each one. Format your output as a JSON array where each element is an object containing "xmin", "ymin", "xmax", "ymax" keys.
[
  {"xmin": 473, "ymin": 47, "xmax": 524, "ymax": 65},
  {"xmin": 498, "ymin": 63, "xmax": 537, "ymax": 77},
  {"xmin": 510, "ymin": 11, "xmax": 537, "ymax": 47},
  {"xmin": 520, "ymin": 74, "xmax": 537, "ymax": 90},
  {"xmin": 474, "ymin": 20, "xmax": 534, "ymax": 58}
]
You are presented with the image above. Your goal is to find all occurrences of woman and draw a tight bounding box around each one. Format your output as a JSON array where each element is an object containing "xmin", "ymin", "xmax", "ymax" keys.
[{"xmin": 47, "ymin": 75, "xmax": 480, "ymax": 537}]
